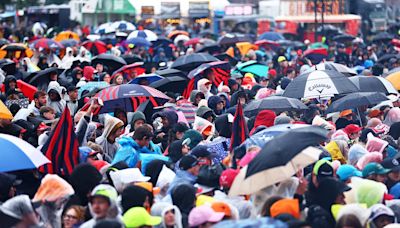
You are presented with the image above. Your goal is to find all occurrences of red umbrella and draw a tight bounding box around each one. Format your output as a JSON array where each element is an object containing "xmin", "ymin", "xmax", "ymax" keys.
[
  {"xmin": 303, "ymin": 48, "xmax": 328, "ymax": 64},
  {"xmin": 32, "ymin": 38, "xmax": 63, "ymax": 49},
  {"xmin": 111, "ymin": 62, "xmax": 146, "ymax": 79},
  {"xmin": 81, "ymin": 40, "xmax": 107, "ymax": 55},
  {"xmin": 255, "ymin": 40, "xmax": 280, "ymax": 48},
  {"xmin": 184, "ymin": 37, "xmax": 201, "ymax": 47},
  {"xmin": 188, "ymin": 61, "xmax": 231, "ymax": 79}
]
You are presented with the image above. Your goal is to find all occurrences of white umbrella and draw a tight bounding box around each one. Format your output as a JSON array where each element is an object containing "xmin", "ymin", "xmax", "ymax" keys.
[
  {"xmin": 127, "ymin": 30, "xmax": 158, "ymax": 42},
  {"xmin": 0, "ymin": 134, "xmax": 50, "ymax": 172},
  {"xmin": 111, "ymin": 20, "xmax": 136, "ymax": 32},
  {"xmin": 174, "ymin": 34, "xmax": 190, "ymax": 46}
]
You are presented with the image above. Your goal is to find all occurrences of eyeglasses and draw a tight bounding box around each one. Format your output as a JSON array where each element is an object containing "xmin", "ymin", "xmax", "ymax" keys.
[{"xmin": 64, "ymin": 214, "xmax": 78, "ymax": 220}]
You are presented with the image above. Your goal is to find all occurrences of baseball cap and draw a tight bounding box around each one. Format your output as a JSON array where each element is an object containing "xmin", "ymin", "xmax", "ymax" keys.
[
  {"xmin": 339, "ymin": 109, "xmax": 352, "ymax": 117},
  {"xmin": 313, "ymin": 159, "xmax": 334, "ymax": 181},
  {"xmin": 278, "ymin": 56, "xmax": 286, "ymax": 63},
  {"xmin": 219, "ymin": 168, "xmax": 240, "ymax": 189},
  {"xmin": 123, "ymin": 207, "xmax": 162, "ymax": 228},
  {"xmin": 188, "ymin": 205, "xmax": 225, "ymax": 227},
  {"xmin": 344, "ymin": 124, "xmax": 363, "ymax": 135},
  {"xmin": 67, "ymin": 85, "xmax": 78, "ymax": 92},
  {"xmin": 0, "ymin": 173, "xmax": 22, "ymax": 191},
  {"xmin": 190, "ymin": 145, "xmax": 211, "ymax": 158},
  {"xmin": 381, "ymin": 155, "xmax": 400, "ymax": 172},
  {"xmin": 179, "ymin": 155, "xmax": 199, "ymax": 171},
  {"xmin": 362, "ymin": 162, "xmax": 391, "ymax": 177},
  {"xmin": 369, "ymin": 204, "xmax": 395, "ymax": 221},
  {"xmin": 270, "ymin": 198, "xmax": 301, "ymax": 219},
  {"xmin": 336, "ymin": 164, "xmax": 363, "ymax": 182}
]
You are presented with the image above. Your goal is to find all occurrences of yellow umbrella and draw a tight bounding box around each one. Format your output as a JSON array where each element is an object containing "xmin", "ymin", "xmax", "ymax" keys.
[
  {"xmin": 386, "ymin": 71, "xmax": 400, "ymax": 90},
  {"xmin": 54, "ymin": 31, "xmax": 80, "ymax": 42},
  {"xmin": 0, "ymin": 100, "xmax": 13, "ymax": 120},
  {"xmin": 236, "ymin": 42, "xmax": 258, "ymax": 56},
  {"xmin": 0, "ymin": 43, "xmax": 33, "ymax": 59}
]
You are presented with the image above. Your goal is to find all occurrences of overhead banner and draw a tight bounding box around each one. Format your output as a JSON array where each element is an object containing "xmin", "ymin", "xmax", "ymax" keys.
[
  {"xmin": 161, "ymin": 2, "xmax": 181, "ymax": 19},
  {"xmin": 189, "ymin": 2, "xmax": 209, "ymax": 18}
]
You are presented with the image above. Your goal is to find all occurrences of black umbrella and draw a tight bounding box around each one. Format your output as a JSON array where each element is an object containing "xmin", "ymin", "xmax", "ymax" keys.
[
  {"xmin": 121, "ymin": 54, "xmax": 143, "ymax": 64},
  {"xmin": 151, "ymin": 37, "xmax": 173, "ymax": 47},
  {"xmin": 332, "ymin": 34, "xmax": 355, "ymax": 43},
  {"xmin": 283, "ymin": 70, "xmax": 359, "ymax": 99},
  {"xmin": 317, "ymin": 24, "xmax": 341, "ymax": 35},
  {"xmin": 28, "ymin": 67, "xmax": 58, "ymax": 90},
  {"xmin": 349, "ymin": 76, "xmax": 398, "ymax": 95},
  {"xmin": 91, "ymin": 54, "xmax": 127, "ymax": 74},
  {"xmin": 149, "ymin": 76, "xmax": 188, "ymax": 94},
  {"xmin": 155, "ymin": 68, "xmax": 185, "ymax": 78},
  {"xmin": 311, "ymin": 62, "xmax": 357, "ymax": 76},
  {"xmin": 218, "ymin": 33, "xmax": 251, "ymax": 46},
  {"xmin": 214, "ymin": 53, "xmax": 238, "ymax": 66},
  {"xmin": 244, "ymin": 96, "xmax": 308, "ymax": 116},
  {"xmin": 0, "ymin": 59, "xmax": 16, "ymax": 75},
  {"xmin": 372, "ymin": 32, "xmax": 394, "ymax": 43},
  {"xmin": 326, "ymin": 92, "xmax": 389, "ymax": 113},
  {"xmin": 0, "ymin": 38, "xmax": 9, "ymax": 48},
  {"xmin": 229, "ymin": 126, "xmax": 327, "ymax": 195},
  {"xmin": 196, "ymin": 44, "xmax": 221, "ymax": 54},
  {"xmin": 378, "ymin": 54, "xmax": 398, "ymax": 63},
  {"xmin": 170, "ymin": 53, "xmax": 219, "ymax": 72}
]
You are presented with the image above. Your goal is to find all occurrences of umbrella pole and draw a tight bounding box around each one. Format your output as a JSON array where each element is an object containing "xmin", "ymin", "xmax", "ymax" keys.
[{"xmin": 356, "ymin": 108, "xmax": 362, "ymax": 126}]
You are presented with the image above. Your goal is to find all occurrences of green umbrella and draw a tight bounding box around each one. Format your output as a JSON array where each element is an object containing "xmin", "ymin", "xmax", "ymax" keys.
[
  {"xmin": 309, "ymin": 42, "xmax": 328, "ymax": 50},
  {"xmin": 235, "ymin": 60, "xmax": 269, "ymax": 77}
]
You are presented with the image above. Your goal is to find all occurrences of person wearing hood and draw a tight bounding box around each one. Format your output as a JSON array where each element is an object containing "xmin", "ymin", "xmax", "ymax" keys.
[
  {"xmin": 1, "ymin": 195, "xmax": 40, "ymax": 227},
  {"xmin": 77, "ymin": 66, "xmax": 96, "ymax": 87},
  {"xmin": 197, "ymin": 78, "xmax": 213, "ymax": 99},
  {"xmin": 208, "ymin": 95, "xmax": 225, "ymax": 116},
  {"xmin": 62, "ymin": 47, "xmax": 75, "ymax": 69},
  {"xmin": 189, "ymin": 90, "xmax": 205, "ymax": 106},
  {"xmin": 37, "ymin": 55, "xmax": 49, "ymax": 70},
  {"xmin": 196, "ymin": 106, "xmax": 216, "ymax": 123},
  {"xmin": 168, "ymin": 155, "xmax": 200, "ymax": 193},
  {"xmin": 171, "ymin": 183, "xmax": 197, "ymax": 228},
  {"xmin": 47, "ymin": 81, "xmax": 66, "ymax": 117},
  {"xmin": 153, "ymin": 110, "xmax": 179, "ymax": 151},
  {"xmin": 80, "ymin": 184, "xmax": 122, "ymax": 228},
  {"xmin": 96, "ymin": 114, "xmax": 124, "ymax": 160},
  {"xmin": 250, "ymin": 110, "xmax": 276, "ymax": 135},
  {"xmin": 3, "ymin": 75, "xmax": 18, "ymax": 96},
  {"xmin": 0, "ymin": 172, "xmax": 20, "ymax": 203},
  {"xmin": 151, "ymin": 202, "xmax": 183, "ymax": 228},
  {"xmin": 129, "ymin": 111, "xmax": 146, "ymax": 133}
]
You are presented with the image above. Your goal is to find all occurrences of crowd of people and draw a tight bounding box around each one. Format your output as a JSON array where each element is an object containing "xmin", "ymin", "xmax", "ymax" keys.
[{"xmin": 1, "ymin": 20, "xmax": 400, "ymax": 228}]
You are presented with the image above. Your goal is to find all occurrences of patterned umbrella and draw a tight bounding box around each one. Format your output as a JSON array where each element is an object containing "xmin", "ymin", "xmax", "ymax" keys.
[
  {"xmin": 171, "ymin": 53, "xmax": 219, "ymax": 72},
  {"xmin": 60, "ymin": 39, "xmax": 80, "ymax": 47},
  {"xmin": 32, "ymin": 38, "xmax": 63, "ymax": 49},
  {"xmin": 308, "ymin": 62, "xmax": 357, "ymax": 76},
  {"xmin": 94, "ymin": 84, "xmax": 171, "ymax": 113},
  {"xmin": 126, "ymin": 37, "xmax": 152, "ymax": 47},
  {"xmin": 111, "ymin": 20, "xmax": 136, "ymax": 32},
  {"xmin": 81, "ymin": 40, "xmax": 107, "ymax": 55},
  {"xmin": 188, "ymin": 61, "xmax": 230, "ymax": 79},
  {"xmin": 128, "ymin": 30, "xmax": 158, "ymax": 42},
  {"xmin": 95, "ymin": 22, "xmax": 115, "ymax": 34}
]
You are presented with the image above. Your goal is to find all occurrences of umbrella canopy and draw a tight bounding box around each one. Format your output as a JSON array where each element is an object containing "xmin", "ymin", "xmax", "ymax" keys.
[
  {"xmin": 258, "ymin": 32, "xmax": 285, "ymax": 41},
  {"xmin": 94, "ymin": 84, "xmax": 171, "ymax": 113},
  {"xmin": 303, "ymin": 48, "xmax": 328, "ymax": 64},
  {"xmin": 332, "ymin": 34, "xmax": 355, "ymax": 43},
  {"xmin": 0, "ymin": 38, "xmax": 10, "ymax": 48},
  {"xmin": 383, "ymin": 67, "xmax": 400, "ymax": 77},
  {"xmin": 196, "ymin": 44, "xmax": 221, "ymax": 54},
  {"xmin": 218, "ymin": 33, "xmax": 251, "ymax": 46},
  {"xmin": 1, "ymin": 43, "xmax": 28, "ymax": 51},
  {"xmin": 244, "ymin": 96, "xmax": 308, "ymax": 116},
  {"xmin": 54, "ymin": 31, "xmax": 80, "ymax": 42},
  {"xmin": 188, "ymin": 61, "xmax": 230, "ymax": 79},
  {"xmin": 78, "ymin": 81, "xmax": 109, "ymax": 98},
  {"xmin": 229, "ymin": 126, "xmax": 327, "ymax": 195},
  {"xmin": 386, "ymin": 71, "xmax": 400, "ymax": 90},
  {"xmin": 0, "ymin": 43, "xmax": 33, "ymax": 59},
  {"xmin": 112, "ymin": 62, "xmax": 145, "ymax": 78},
  {"xmin": 184, "ymin": 37, "xmax": 201, "ymax": 47},
  {"xmin": 155, "ymin": 68, "xmax": 186, "ymax": 78},
  {"xmin": 234, "ymin": 60, "xmax": 269, "ymax": 77},
  {"xmin": 32, "ymin": 38, "xmax": 63, "ymax": 50},
  {"xmin": 168, "ymin": 30, "xmax": 189, "ymax": 40},
  {"xmin": 0, "ymin": 133, "xmax": 50, "ymax": 172},
  {"xmin": 0, "ymin": 100, "xmax": 13, "ymax": 120},
  {"xmin": 377, "ymin": 54, "xmax": 398, "ymax": 63},
  {"xmin": 149, "ymin": 76, "xmax": 188, "ymax": 94},
  {"xmin": 349, "ymin": 76, "xmax": 398, "ymax": 95},
  {"xmin": 372, "ymin": 32, "xmax": 394, "ymax": 43},
  {"xmin": 81, "ymin": 40, "xmax": 107, "ymax": 55},
  {"xmin": 128, "ymin": 29, "xmax": 158, "ymax": 42},
  {"xmin": 129, "ymin": 74, "xmax": 164, "ymax": 85},
  {"xmin": 236, "ymin": 42, "xmax": 258, "ymax": 55},
  {"xmin": 91, "ymin": 54, "xmax": 127, "ymax": 74},
  {"xmin": 0, "ymin": 59, "xmax": 16, "ymax": 75},
  {"xmin": 309, "ymin": 42, "xmax": 329, "ymax": 50},
  {"xmin": 152, "ymin": 36, "xmax": 173, "ymax": 47},
  {"xmin": 95, "ymin": 22, "xmax": 115, "ymax": 34},
  {"xmin": 309, "ymin": 62, "xmax": 357, "ymax": 76},
  {"xmin": 111, "ymin": 20, "xmax": 136, "ymax": 32},
  {"xmin": 171, "ymin": 53, "xmax": 219, "ymax": 72},
  {"xmin": 283, "ymin": 70, "xmax": 358, "ymax": 99},
  {"xmin": 214, "ymin": 53, "xmax": 238, "ymax": 66},
  {"xmin": 255, "ymin": 39, "xmax": 280, "ymax": 49},
  {"xmin": 28, "ymin": 67, "xmax": 58, "ymax": 90},
  {"xmin": 121, "ymin": 54, "xmax": 143, "ymax": 64},
  {"xmin": 60, "ymin": 39, "xmax": 80, "ymax": 47},
  {"xmin": 174, "ymin": 35, "xmax": 190, "ymax": 46},
  {"xmin": 126, "ymin": 37, "xmax": 152, "ymax": 47},
  {"xmin": 326, "ymin": 92, "xmax": 389, "ymax": 113}
]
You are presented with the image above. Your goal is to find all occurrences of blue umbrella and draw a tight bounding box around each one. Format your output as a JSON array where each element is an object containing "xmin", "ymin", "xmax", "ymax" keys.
[
  {"xmin": 258, "ymin": 32, "xmax": 285, "ymax": 41},
  {"xmin": 78, "ymin": 81, "xmax": 109, "ymax": 98},
  {"xmin": 216, "ymin": 217, "xmax": 288, "ymax": 228},
  {"xmin": 126, "ymin": 37, "xmax": 152, "ymax": 47},
  {"xmin": 234, "ymin": 60, "xmax": 269, "ymax": 77},
  {"xmin": 0, "ymin": 133, "xmax": 50, "ymax": 172},
  {"xmin": 243, "ymin": 124, "xmax": 308, "ymax": 149},
  {"xmin": 129, "ymin": 74, "xmax": 164, "ymax": 85}
]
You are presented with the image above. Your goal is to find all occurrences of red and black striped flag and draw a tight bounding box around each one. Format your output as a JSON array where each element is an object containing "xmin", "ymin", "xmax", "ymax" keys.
[
  {"xmin": 230, "ymin": 102, "xmax": 249, "ymax": 168},
  {"xmin": 39, "ymin": 106, "xmax": 79, "ymax": 176}
]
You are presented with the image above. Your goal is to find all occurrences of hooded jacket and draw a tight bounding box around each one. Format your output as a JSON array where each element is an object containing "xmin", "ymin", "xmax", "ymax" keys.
[
  {"xmin": 208, "ymin": 95, "xmax": 225, "ymax": 115},
  {"xmin": 61, "ymin": 47, "xmax": 75, "ymax": 69},
  {"xmin": 151, "ymin": 203, "xmax": 183, "ymax": 228},
  {"xmin": 324, "ymin": 141, "xmax": 347, "ymax": 164},
  {"xmin": 189, "ymin": 90, "xmax": 204, "ymax": 105},
  {"xmin": 47, "ymin": 81, "xmax": 66, "ymax": 116},
  {"xmin": 250, "ymin": 110, "xmax": 276, "ymax": 135},
  {"xmin": 80, "ymin": 184, "xmax": 122, "ymax": 228},
  {"xmin": 129, "ymin": 111, "xmax": 146, "ymax": 132},
  {"xmin": 197, "ymin": 78, "xmax": 213, "ymax": 99},
  {"xmin": 96, "ymin": 115, "xmax": 124, "ymax": 160}
]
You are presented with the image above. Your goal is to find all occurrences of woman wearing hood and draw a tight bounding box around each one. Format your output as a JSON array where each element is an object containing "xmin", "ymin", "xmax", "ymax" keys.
[
  {"xmin": 189, "ymin": 90, "xmax": 205, "ymax": 106},
  {"xmin": 197, "ymin": 78, "xmax": 213, "ymax": 99},
  {"xmin": 47, "ymin": 81, "xmax": 66, "ymax": 116},
  {"xmin": 62, "ymin": 47, "xmax": 75, "ymax": 69},
  {"xmin": 151, "ymin": 202, "xmax": 183, "ymax": 228},
  {"xmin": 96, "ymin": 114, "xmax": 124, "ymax": 160},
  {"xmin": 80, "ymin": 184, "xmax": 123, "ymax": 228},
  {"xmin": 208, "ymin": 95, "xmax": 225, "ymax": 116}
]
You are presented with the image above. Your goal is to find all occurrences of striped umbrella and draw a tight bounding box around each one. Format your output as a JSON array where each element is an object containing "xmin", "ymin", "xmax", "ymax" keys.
[
  {"xmin": 303, "ymin": 48, "xmax": 328, "ymax": 64},
  {"xmin": 188, "ymin": 61, "xmax": 230, "ymax": 79},
  {"xmin": 94, "ymin": 84, "xmax": 171, "ymax": 113},
  {"xmin": 310, "ymin": 62, "xmax": 357, "ymax": 76},
  {"xmin": 111, "ymin": 20, "xmax": 136, "ymax": 32},
  {"xmin": 128, "ymin": 30, "xmax": 158, "ymax": 42},
  {"xmin": 95, "ymin": 22, "xmax": 115, "ymax": 34},
  {"xmin": 0, "ymin": 133, "xmax": 50, "ymax": 172},
  {"xmin": 32, "ymin": 38, "xmax": 63, "ymax": 49},
  {"xmin": 349, "ymin": 76, "xmax": 398, "ymax": 95},
  {"xmin": 283, "ymin": 70, "xmax": 359, "ymax": 99}
]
